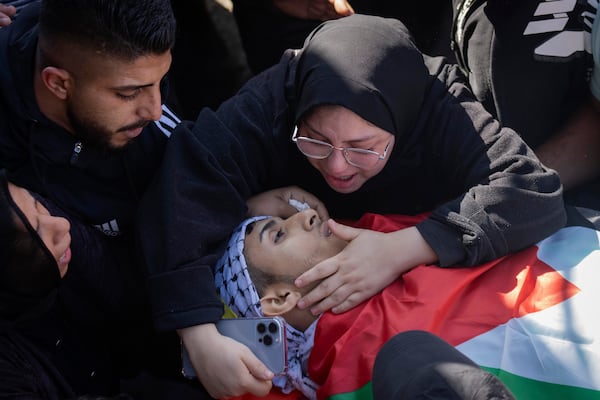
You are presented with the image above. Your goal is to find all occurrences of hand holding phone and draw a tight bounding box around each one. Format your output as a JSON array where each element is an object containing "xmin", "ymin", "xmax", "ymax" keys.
[{"xmin": 182, "ymin": 317, "xmax": 288, "ymax": 378}]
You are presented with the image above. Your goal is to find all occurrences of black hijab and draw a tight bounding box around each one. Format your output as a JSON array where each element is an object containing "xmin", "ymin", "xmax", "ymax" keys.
[
  {"xmin": 0, "ymin": 170, "xmax": 61, "ymax": 319},
  {"xmin": 293, "ymin": 14, "xmax": 428, "ymax": 141}
]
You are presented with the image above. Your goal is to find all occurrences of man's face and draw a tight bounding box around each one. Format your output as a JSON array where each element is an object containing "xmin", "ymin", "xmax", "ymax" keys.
[
  {"xmin": 244, "ymin": 209, "xmax": 347, "ymax": 279},
  {"xmin": 63, "ymin": 50, "xmax": 172, "ymax": 152}
]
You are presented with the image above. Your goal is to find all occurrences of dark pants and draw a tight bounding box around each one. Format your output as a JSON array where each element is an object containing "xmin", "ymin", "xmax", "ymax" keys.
[
  {"xmin": 0, "ymin": 332, "xmax": 74, "ymax": 400},
  {"xmin": 0, "ymin": 328, "xmax": 213, "ymax": 400},
  {"xmin": 232, "ymin": 0, "xmax": 454, "ymax": 76}
]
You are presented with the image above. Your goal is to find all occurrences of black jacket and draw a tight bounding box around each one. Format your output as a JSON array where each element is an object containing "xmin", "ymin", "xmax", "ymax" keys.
[
  {"xmin": 451, "ymin": 0, "xmax": 593, "ymax": 148},
  {"xmin": 138, "ymin": 14, "xmax": 566, "ymax": 331},
  {"xmin": 0, "ymin": 2, "xmax": 179, "ymax": 238}
]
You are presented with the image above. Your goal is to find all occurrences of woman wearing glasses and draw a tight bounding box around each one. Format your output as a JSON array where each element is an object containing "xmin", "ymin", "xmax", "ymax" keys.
[{"xmin": 137, "ymin": 14, "xmax": 566, "ymax": 399}]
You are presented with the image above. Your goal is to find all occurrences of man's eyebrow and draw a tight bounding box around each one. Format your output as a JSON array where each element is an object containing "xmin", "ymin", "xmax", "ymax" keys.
[
  {"xmin": 111, "ymin": 83, "xmax": 154, "ymax": 91},
  {"xmin": 259, "ymin": 220, "xmax": 276, "ymax": 243}
]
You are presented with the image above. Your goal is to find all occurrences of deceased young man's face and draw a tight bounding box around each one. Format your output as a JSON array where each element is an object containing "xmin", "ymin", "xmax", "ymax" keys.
[{"xmin": 244, "ymin": 209, "xmax": 347, "ymax": 279}]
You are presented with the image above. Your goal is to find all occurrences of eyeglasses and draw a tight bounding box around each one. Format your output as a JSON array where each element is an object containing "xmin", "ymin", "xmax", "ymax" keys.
[{"xmin": 292, "ymin": 125, "xmax": 391, "ymax": 169}]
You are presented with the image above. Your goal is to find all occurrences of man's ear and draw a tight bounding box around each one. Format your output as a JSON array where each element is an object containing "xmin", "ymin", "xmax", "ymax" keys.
[
  {"xmin": 259, "ymin": 284, "xmax": 302, "ymax": 316},
  {"xmin": 40, "ymin": 66, "xmax": 71, "ymax": 100}
]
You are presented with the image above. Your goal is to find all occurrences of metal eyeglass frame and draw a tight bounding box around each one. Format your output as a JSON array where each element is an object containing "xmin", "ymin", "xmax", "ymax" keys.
[{"xmin": 291, "ymin": 125, "xmax": 391, "ymax": 169}]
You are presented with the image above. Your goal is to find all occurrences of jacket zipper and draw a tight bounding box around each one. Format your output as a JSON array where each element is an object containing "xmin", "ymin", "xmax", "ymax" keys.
[{"xmin": 70, "ymin": 141, "xmax": 82, "ymax": 164}]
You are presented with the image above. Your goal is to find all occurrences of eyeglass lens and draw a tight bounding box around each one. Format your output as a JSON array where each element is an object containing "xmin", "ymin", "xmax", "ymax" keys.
[{"xmin": 295, "ymin": 138, "xmax": 381, "ymax": 168}]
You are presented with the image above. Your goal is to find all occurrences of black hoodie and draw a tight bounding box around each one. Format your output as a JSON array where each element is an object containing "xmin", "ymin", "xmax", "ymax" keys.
[
  {"xmin": 0, "ymin": 2, "xmax": 180, "ymax": 239},
  {"xmin": 137, "ymin": 14, "xmax": 566, "ymax": 331},
  {"xmin": 451, "ymin": 0, "xmax": 593, "ymax": 149}
]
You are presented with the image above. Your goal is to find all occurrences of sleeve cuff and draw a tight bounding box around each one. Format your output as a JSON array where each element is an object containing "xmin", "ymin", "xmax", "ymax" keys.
[
  {"xmin": 146, "ymin": 265, "xmax": 224, "ymax": 331},
  {"xmin": 416, "ymin": 218, "xmax": 466, "ymax": 267}
]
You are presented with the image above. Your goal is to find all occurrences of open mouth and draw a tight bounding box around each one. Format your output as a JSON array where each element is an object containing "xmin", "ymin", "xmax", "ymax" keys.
[
  {"xmin": 58, "ymin": 246, "xmax": 71, "ymax": 267},
  {"xmin": 320, "ymin": 221, "xmax": 332, "ymax": 237},
  {"xmin": 326, "ymin": 173, "xmax": 356, "ymax": 191}
]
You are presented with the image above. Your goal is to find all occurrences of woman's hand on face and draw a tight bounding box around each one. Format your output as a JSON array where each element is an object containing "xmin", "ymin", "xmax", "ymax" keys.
[
  {"xmin": 246, "ymin": 186, "xmax": 329, "ymax": 220},
  {"xmin": 178, "ymin": 324, "xmax": 274, "ymax": 399},
  {"xmin": 0, "ymin": 4, "xmax": 16, "ymax": 27},
  {"xmin": 295, "ymin": 222, "xmax": 437, "ymax": 314}
]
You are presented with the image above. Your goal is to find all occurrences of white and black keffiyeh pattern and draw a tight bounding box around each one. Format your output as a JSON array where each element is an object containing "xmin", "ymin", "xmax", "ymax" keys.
[
  {"xmin": 214, "ymin": 216, "xmax": 319, "ymax": 400},
  {"xmin": 273, "ymin": 319, "xmax": 320, "ymax": 399},
  {"xmin": 214, "ymin": 216, "xmax": 268, "ymax": 318}
]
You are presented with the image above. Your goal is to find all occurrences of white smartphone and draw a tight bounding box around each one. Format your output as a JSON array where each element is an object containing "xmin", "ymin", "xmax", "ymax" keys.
[{"xmin": 181, "ymin": 316, "xmax": 288, "ymax": 378}]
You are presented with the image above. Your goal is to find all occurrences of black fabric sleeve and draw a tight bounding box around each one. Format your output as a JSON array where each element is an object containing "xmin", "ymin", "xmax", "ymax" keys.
[
  {"xmin": 452, "ymin": 0, "xmax": 593, "ymax": 149},
  {"xmin": 136, "ymin": 86, "xmax": 283, "ymax": 331},
  {"xmin": 416, "ymin": 63, "xmax": 566, "ymax": 267}
]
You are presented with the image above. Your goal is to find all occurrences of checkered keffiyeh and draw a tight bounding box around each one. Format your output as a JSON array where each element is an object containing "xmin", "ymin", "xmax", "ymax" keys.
[
  {"xmin": 214, "ymin": 216, "xmax": 319, "ymax": 400},
  {"xmin": 214, "ymin": 216, "xmax": 268, "ymax": 318}
]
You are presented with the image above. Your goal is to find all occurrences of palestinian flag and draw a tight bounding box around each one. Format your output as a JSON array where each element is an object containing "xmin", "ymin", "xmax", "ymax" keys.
[
  {"xmin": 456, "ymin": 222, "xmax": 600, "ymax": 400},
  {"xmin": 240, "ymin": 210, "xmax": 600, "ymax": 400}
]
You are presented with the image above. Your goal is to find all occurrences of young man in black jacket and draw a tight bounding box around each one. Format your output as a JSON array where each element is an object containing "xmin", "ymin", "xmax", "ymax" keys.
[{"xmin": 0, "ymin": 0, "xmax": 181, "ymax": 242}]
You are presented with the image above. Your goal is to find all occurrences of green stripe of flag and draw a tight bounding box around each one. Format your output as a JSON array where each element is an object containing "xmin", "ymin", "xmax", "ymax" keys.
[
  {"xmin": 483, "ymin": 367, "xmax": 600, "ymax": 400},
  {"xmin": 327, "ymin": 382, "xmax": 372, "ymax": 400}
]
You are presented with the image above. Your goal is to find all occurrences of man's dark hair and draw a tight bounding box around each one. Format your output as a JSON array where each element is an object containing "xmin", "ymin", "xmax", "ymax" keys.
[
  {"xmin": 38, "ymin": 0, "xmax": 176, "ymax": 60},
  {"xmin": 246, "ymin": 259, "xmax": 296, "ymax": 298}
]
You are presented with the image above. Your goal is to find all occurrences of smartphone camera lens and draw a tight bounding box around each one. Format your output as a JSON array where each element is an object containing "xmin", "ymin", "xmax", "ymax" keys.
[
  {"xmin": 268, "ymin": 322, "xmax": 278, "ymax": 333},
  {"xmin": 257, "ymin": 322, "xmax": 266, "ymax": 334},
  {"xmin": 263, "ymin": 335, "xmax": 273, "ymax": 346}
]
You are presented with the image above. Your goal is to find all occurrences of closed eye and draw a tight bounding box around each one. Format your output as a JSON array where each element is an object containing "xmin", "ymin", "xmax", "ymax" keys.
[
  {"xmin": 116, "ymin": 89, "xmax": 142, "ymax": 100},
  {"xmin": 274, "ymin": 228, "xmax": 285, "ymax": 243}
]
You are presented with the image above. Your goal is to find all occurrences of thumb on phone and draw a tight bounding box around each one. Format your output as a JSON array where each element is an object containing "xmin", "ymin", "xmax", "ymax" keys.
[
  {"xmin": 243, "ymin": 351, "xmax": 275, "ymax": 381},
  {"xmin": 240, "ymin": 352, "xmax": 274, "ymax": 396}
]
